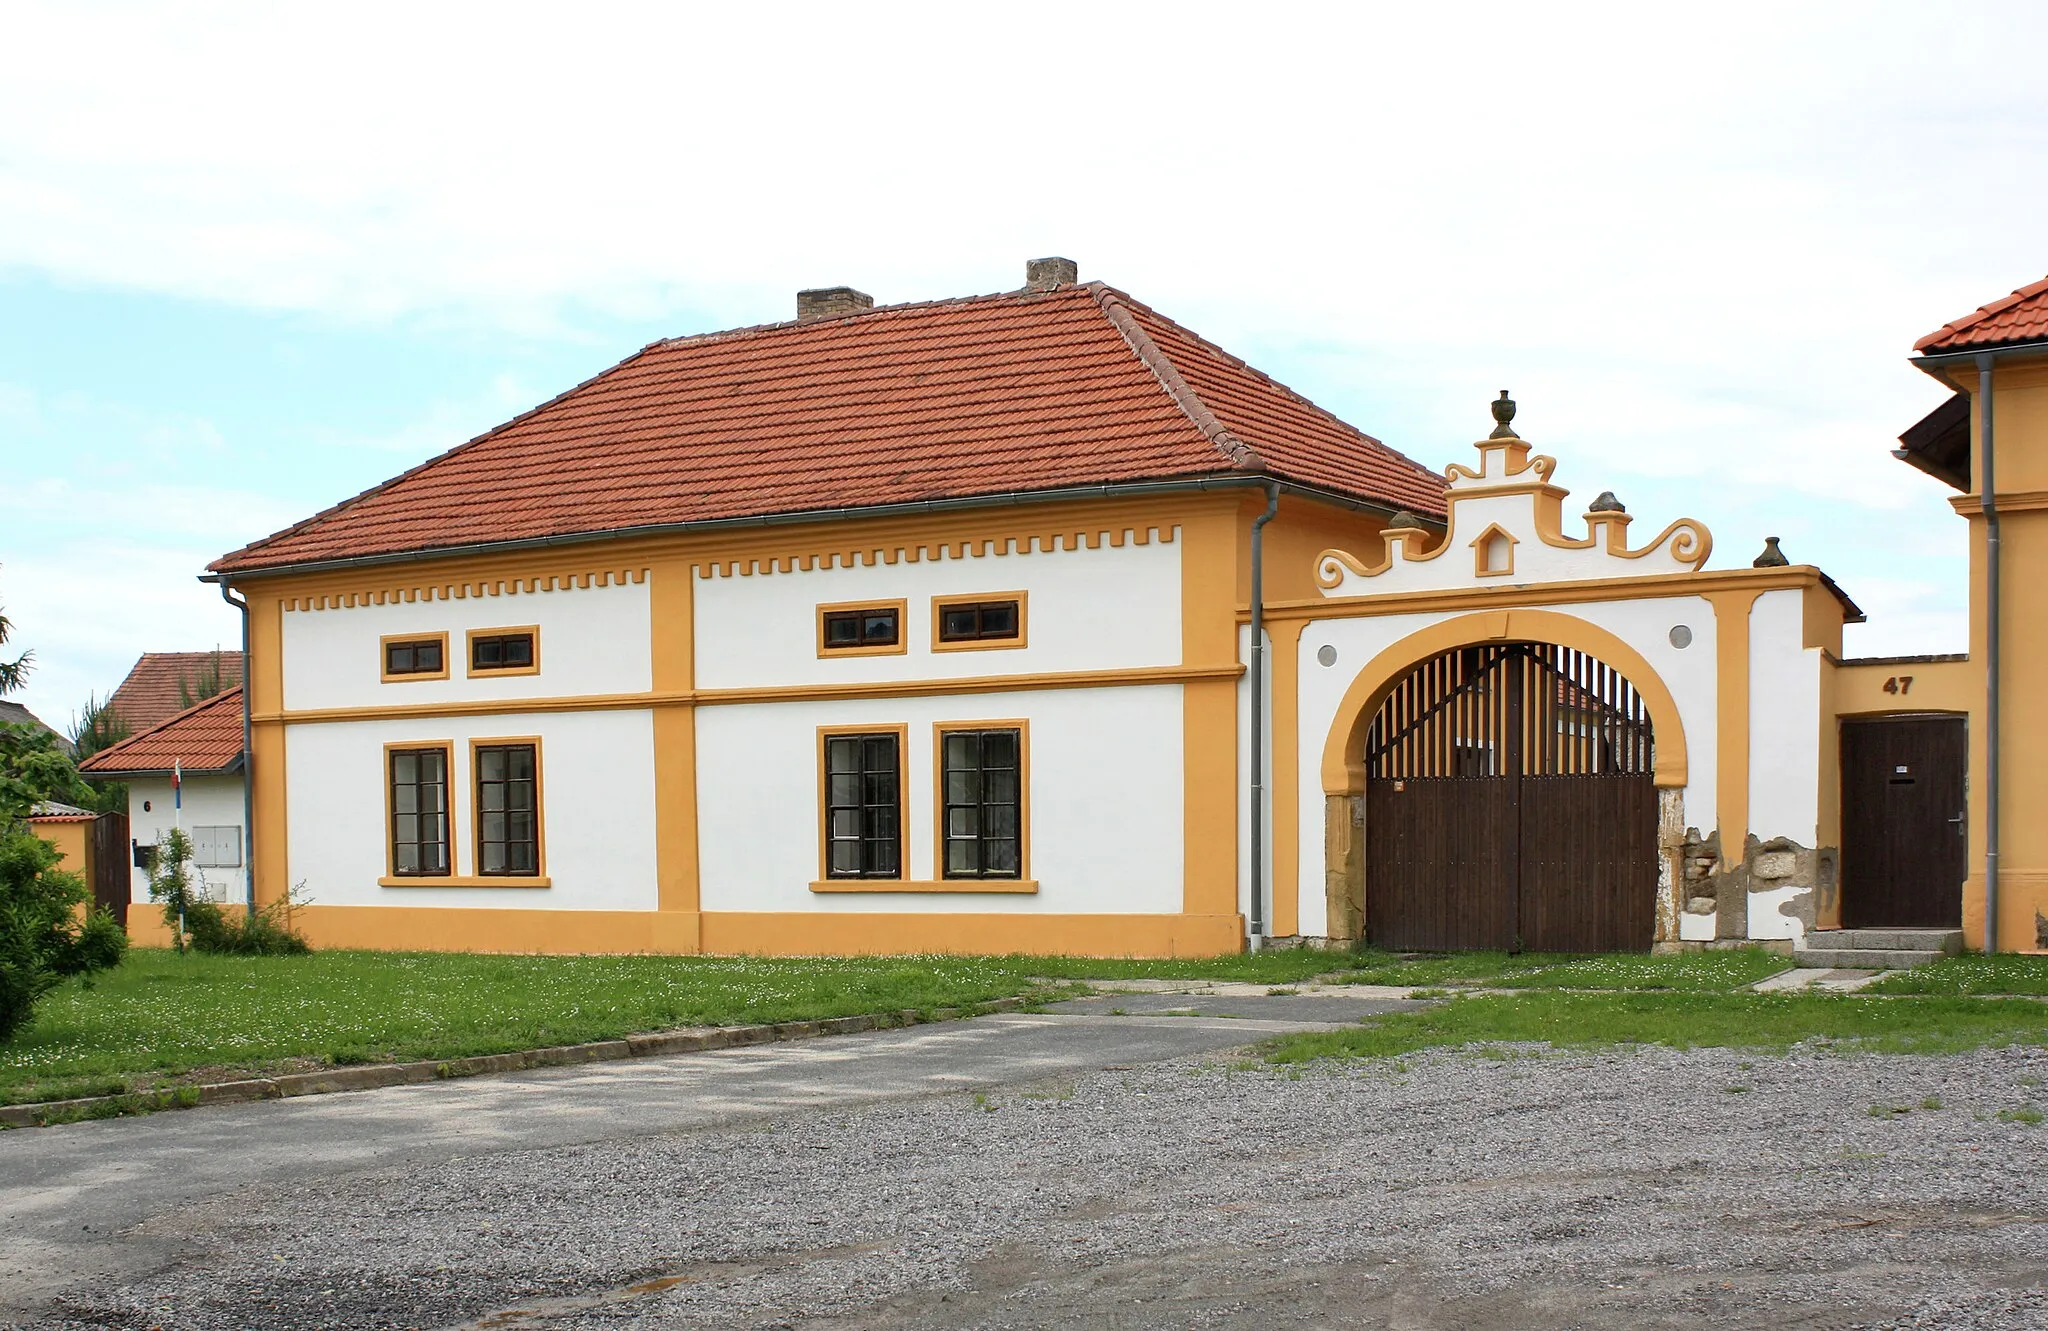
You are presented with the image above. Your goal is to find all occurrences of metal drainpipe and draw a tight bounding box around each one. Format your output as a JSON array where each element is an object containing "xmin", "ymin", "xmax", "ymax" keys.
[
  {"xmin": 1247, "ymin": 482, "xmax": 1280, "ymax": 952},
  {"xmin": 1977, "ymin": 354, "xmax": 2001, "ymax": 954},
  {"xmin": 218, "ymin": 580, "xmax": 255, "ymax": 914}
]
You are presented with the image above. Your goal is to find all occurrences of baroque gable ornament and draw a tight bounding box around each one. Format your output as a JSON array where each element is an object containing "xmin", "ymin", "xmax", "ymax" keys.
[{"xmin": 1316, "ymin": 393, "xmax": 1712, "ymax": 596}]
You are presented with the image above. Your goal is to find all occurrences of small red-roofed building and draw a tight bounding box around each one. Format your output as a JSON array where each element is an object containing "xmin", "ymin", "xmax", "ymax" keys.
[{"xmin": 80, "ymin": 688, "xmax": 249, "ymax": 938}]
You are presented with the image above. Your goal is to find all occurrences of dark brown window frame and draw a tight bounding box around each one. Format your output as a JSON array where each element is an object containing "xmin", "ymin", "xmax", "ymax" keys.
[
  {"xmin": 473, "ymin": 740, "xmax": 542, "ymax": 877},
  {"xmin": 816, "ymin": 600, "xmax": 908, "ymax": 657},
  {"xmin": 387, "ymin": 744, "xmax": 452, "ymax": 877},
  {"xmin": 382, "ymin": 634, "xmax": 448, "ymax": 680},
  {"xmin": 468, "ymin": 628, "xmax": 538, "ymax": 676},
  {"xmin": 939, "ymin": 726, "xmax": 1024, "ymax": 880},
  {"xmin": 822, "ymin": 729, "xmax": 904, "ymax": 880}
]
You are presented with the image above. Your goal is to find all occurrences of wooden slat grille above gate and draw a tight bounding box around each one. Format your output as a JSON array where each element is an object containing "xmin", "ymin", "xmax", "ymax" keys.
[{"xmin": 1364, "ymin": 642, "xmax": 1659, "ymax": 952}]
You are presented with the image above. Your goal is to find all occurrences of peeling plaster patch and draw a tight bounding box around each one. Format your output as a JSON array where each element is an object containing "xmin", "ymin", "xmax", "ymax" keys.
[
  {"xmin": 1753, "ymin": 851, "xmax": 1798, "ymax": 880},
  {"xmin": 1748, "ymin": 884, "xmax": 1813, "ymax": 943},
  {"xmin": 2037, "ymin": 911, "xmax": 2047, "ymax": 951}
]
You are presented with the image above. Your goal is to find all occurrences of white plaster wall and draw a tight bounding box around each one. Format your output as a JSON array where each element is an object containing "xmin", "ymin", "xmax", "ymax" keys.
[
  {"xmin": 692, "ymin": 535, "xmax": 1181, "ymax": 690},
  {"xmin": 1748, "ymin": 885, "xmax": 1808, "ymax": 942},
  {"xmin": 1292, "ymin": 597, "xmax": 1720, "ymax": 912},
  {"xmin": 695, "ymin": 686, "xmax": 1184, "ymax": 915},
  {"xmin": 1747, "ymin": 588, "xmax": 1822, "ymax": 847},
  {"xmin": 282, "ymin": 710, "xmax": 658, "ymax": 910},
  {"xmin": 1236, "ymin": 625, "xmax": 1283, "ymax": 935},
  {"xmin": 281, "ymin": 578, "xmax": 653, "ymax": 711},
  {"xmin": 127, "ymin": 775, "xmax": 249, "ymax": 905}
]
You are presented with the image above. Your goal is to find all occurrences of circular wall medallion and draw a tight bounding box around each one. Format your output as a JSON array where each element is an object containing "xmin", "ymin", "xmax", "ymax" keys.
[
  {"xmin": 1316, "ymin": 644, "xmax": 1338, "ymax": 667},
  {"xmin": 1669, "ymin": 625, "xmax": 1694, "ymax": 649}
]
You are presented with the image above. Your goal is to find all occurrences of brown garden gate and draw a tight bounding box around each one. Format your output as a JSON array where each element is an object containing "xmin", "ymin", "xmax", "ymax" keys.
[{"xmin": 1364, "ymin": 642, "xmax": 1659, "ymax": 952}]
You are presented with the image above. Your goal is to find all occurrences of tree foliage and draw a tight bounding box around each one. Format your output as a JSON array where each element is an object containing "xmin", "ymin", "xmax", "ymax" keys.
[
  {"xmin": 0, "ymin": 827, "xmax": 127, "ymax": 1042},
  {"xmin": 0, "ymin": 723, "xmax": 96, "ymax": 820},
  {"xmin": 178, "ymin": 649, "xmax": 231, "ymax": 710},
  {"xmin": 67, "ymin": 692, "xmax": 131, "ymax": 764},
  {"xmin": 0, "ymin": 596, "xmax": 29, "ymax": 697}
]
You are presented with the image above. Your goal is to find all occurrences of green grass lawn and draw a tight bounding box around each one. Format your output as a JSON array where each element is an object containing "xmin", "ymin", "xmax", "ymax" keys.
[
  {"xmin": 1328, "ymin": 947, "xmax": 1793, "ymax": 992},
  {"xmin": 1263, "ymin": 990, "xmax": 2048, "ymax": 1064},
  {"xmin": 0, "ymin": 950, "xmax": 1083, "ymax": 1107},
  {"xmin": 1867, "ymin": 954, "xmax": 2048, "ymax": 995}
]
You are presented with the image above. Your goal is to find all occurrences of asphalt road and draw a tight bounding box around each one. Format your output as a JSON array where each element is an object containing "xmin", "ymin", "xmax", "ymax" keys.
[{"xmin": 0, "ymin": 993, "xmax": 1405, "ymax": 1323}]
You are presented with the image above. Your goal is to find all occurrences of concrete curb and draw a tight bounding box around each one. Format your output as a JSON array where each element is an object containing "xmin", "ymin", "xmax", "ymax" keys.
[{"xmin": 0, "ymin": 997, "xmax": 1036, "ymax": 1130}]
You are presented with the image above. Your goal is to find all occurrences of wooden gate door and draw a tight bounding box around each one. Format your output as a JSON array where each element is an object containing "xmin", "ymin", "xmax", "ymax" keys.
[
  {"xmin": 1365, "ymin": 643, "xmax": 1659, "ymax": 952},
  {"xmin": 1840, "ymin": 715, "xmax": 1966, "ymax": 928},
  {"xmin": 90, "ymin": 811, "xmax": 130, "ymax": 926}
]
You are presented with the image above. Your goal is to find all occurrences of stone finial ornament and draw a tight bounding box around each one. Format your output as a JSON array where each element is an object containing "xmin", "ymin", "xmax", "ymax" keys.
[
  {"xmin": 1489, "ymin": 390, "xmax": 1519, "ymax": 440},
  {"xmin": 1753, "ymin": 536, "xmax": 1790, "ymax": 568},
  {"xmin": 1588, "ymin": 491, "xmax": 1626, "ymax": 513},
  {"xmin": 1385, "ymin": 510, "xmax": 1425, "ymax": 530}
]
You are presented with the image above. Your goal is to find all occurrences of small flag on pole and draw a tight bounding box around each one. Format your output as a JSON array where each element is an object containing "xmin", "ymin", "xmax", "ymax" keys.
[{"xmin": 172, "ymin": 760, "xmax": 182, "ymax": 812}]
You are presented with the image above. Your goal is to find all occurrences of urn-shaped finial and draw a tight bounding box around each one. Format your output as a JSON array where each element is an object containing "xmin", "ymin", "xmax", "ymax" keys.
[
  {"xmin": 1753, "ymin": 536, "xmax": 1789, "ymax": 568},
  {"xmin": 1489, "ymin": 390, "xmax": 1518, "ymax": 440}
]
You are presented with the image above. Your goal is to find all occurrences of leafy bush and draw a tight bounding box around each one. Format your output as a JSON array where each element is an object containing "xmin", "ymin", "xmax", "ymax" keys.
[
  {"xmin": 150, "ymin": 831, "xmax": 309, "ymax": 956},
  {"xmin": 0, "ymin": 827, "xmax": 126, "ymax": 1042}
]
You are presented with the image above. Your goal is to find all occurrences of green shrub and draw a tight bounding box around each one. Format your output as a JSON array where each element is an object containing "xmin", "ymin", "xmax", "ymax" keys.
[
  {"xmin": 0, "ymin": 827, "xmax": 125, "ymax": 1042},
  {"xmin": 67, "ymin": 907, "xmax": 129, "ymax": 975},
  {"xmin": 185, "ymin": 897, "xmax": 310, "ymax": 956}
]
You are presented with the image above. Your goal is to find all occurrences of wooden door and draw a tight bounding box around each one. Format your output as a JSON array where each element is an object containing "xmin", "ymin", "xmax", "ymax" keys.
[
  {"xmin": 90, "ymin": 811, "xmax": 130, "ymax": 927},
  {"xmin": 1840, "ymin": 716, "xmax": 1966, "ymax": 928},
  {"xmin": 1365, "ymin": 643, "xmax": 1658, "ymax": 952}
]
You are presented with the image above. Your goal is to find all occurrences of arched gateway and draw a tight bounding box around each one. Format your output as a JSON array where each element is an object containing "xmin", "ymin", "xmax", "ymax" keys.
[{"xmin": 1364, "ymin": 640, "xmax": 1658, "ymax": 952}]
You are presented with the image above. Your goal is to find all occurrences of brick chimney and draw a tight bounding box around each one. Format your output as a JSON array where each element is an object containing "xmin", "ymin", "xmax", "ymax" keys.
[
  {"xmin": 796, "ymin": 287, "xmax": 874, "ymax": 322},
  {"xmin": 1024, "ymin": 257, "xmax": 1079, "ymax": 291}
]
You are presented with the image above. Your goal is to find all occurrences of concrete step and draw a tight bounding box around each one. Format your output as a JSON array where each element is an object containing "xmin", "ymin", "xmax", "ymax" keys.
[
  {"xmin": 1806, "ymin": 928, "xmax": 1962, "ymax": 954},
  {"xmin": 1791, "ymin": 947, "xmax": 1945, "ymax": 970}
]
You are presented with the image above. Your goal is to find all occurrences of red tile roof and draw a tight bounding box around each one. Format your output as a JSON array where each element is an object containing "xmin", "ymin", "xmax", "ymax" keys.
[
  {"xmin": 80, "ymin": 687, "xmax": 245, "ymax": 777},
  {"xmin": 1914, "ymin": 274, "xmax": 2048, "ymax": 353},
  {"xmin": 106, "ymin": 652, "xmax": 245, "ymax": 733},
  {"xmin": 211, "ymin": 282, "xmax": 1447, "ymax": 575}
]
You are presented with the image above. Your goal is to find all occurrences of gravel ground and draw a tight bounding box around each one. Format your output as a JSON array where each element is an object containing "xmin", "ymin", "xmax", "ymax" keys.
[{"xmin": 21, "ymin": 1041, "xmax": 2048, "ymax": 1330}]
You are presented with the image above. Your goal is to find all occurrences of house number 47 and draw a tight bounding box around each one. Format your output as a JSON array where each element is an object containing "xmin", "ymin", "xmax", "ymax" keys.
[{"xmin": 1882, "ymin": 676, "xmax": 1914, "ymax": 695}]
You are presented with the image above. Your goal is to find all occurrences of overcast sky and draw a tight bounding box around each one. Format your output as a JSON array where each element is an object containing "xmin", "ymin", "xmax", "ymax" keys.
[{"xmin": 4, "ymin": 1, "xmax": 2044, "ymax": 727}]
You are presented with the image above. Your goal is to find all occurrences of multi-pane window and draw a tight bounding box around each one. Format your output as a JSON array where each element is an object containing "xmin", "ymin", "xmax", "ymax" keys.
[
  {"xmin": 476, "ymin": 743, "xmax": 540, "ymax": 876},
  {"xmin": 824, "ymin": 732, "xmax": 901, "ymax": 878},
  {"xmin": 941, "ymin": 728, "xmax": 1022, "ymax": 879},
  {"xmin": 384, "ymin": 637, "xmax": 445, "ymax": 677},
  {"xmin": 821, "ymin": 605, "xmax": 900, "ymax": 652},
  {"xmin": 389, "ymin": 747, "xmax": 451, "ymax": 875},
  {"xmin": 937, "ymin": 598, "xmax": 1021, "ymax": 644},
  {"xmin": 470, "ymin": 631, "xmax": 536, "ymax": 674}
]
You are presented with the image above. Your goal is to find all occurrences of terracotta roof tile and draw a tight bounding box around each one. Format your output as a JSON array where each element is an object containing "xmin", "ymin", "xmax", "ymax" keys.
[
  {"xmin": 106, "ymin": 652, "xmax": 245, "ymax": 733},
  {"xmin": 1914, "ymin": 274, "xmax": 2048, "ymax": 353},
  {"xmin": 79, "ymin": 688, "xmax": 244, "ymax": 777},
  {"xmin": 211, "ymin": 283, "xmax": 1447, "ymax": 575}
]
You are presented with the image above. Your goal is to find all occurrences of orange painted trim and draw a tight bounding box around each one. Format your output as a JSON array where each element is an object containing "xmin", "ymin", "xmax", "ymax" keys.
[
  {"xmin": 1318, "ymin": 608, "xmax": 1690, "ymax": 795},
  {"xmin": 648, "ymin": 556, "xmax": 699, "ymax": 931},
  {"xmin": 703, "ymin": 911, "xmax": 1245, "ymax": 958},
  {"xmin": 809, "ymin": 879, "xmax": 1039, "ymax": 894},
  {"xmin": 193, "ymin": 905, "xmax": 1244, "ymax": 958},
  {"xmin": 1708, "ymin": 589, "xmax": 1762, "ymax": 865},
  {"xmin": 929, "ymin": 591, "xmax": 1029, "ymax": 653},
  {"xmin": 259, "ymin": 664, "xmax": 1244, "ymax": 725},
  {"xmin": 1951, "ymin": 489, "xmax": 2048, "ymax": 516},
  {"xmin": 1469, "ymin": 523, "xmax": 1519, "ymax": 578},
  {"xmin": 464, "ymin": 625, "xmax": 542, "ymax": 678},
  {"xmin": 250, "ymin": 594, "xmax": 288, "ymax": 909},
  {"xmin": 468, "ymin": 734, "xmax": 548, "ymax": 883},
  {"xmin": 932, "ymin": 717, "xmax": 1032, "ymax": 885},
  {"xmin": 815, "ymin": 598, "xmax": 909, "ymax": 658},
  {"xmin": 379, "ymin": 632, "xmax": 450, "ymax": 683},
  {"xmin": 1290, "ymin": 564, "xmax": 1821, "ymax": 621},
  {"xmin": 1179, "ymin": 504, "xmax": 1241, "ymax": 921},
  {"xmin": 818, "ymin": 723, "xmax": 912, "ymax": 883}
]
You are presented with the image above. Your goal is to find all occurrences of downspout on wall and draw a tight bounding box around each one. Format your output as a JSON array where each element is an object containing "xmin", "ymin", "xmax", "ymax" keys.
[
  {"xmin": 1247, "ymin": 482, "xmax": 1280, "ymax": 951},
  {"xmin": 1977, "ymin": 354, "xmax": 2001, "ymax": 953},
  {"xmin": 218, "ymin": 580, "xmax": 255, "ymax": 914}
]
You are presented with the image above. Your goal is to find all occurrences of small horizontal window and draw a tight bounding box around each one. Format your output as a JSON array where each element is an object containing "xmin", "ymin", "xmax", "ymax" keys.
[
  {"xmin": 385, "ymin": 637, "xmax": 445, "ymax": 677},
  {"xmin": 471, "ymin": 631, "xmax": 536, "ymax": 674},
  {"xmin": 822, "ymin": 606, "xmax": 900, "ymax": 651},
  {"xmin": 939, "ymin": 600, "xmax": 1020, "ymax": 643}
]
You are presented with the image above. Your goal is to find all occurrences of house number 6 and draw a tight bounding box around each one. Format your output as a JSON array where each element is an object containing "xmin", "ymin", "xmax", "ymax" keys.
[{"xmin": 1882, "ymin": 676, "xmax": 1914, "ymax": 696}]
